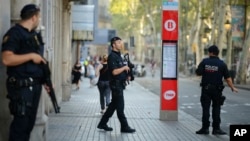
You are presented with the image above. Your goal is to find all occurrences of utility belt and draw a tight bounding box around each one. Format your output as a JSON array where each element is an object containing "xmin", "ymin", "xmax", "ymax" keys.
[
  {"xmin": 200, "ymin": 83, "xmax": 225, "ymax": 91},
  {"xmin": 7, "ymin": 76, "xmax": 43, "ymax": 88},
  {"xmin": 200, "ymin": 83, "xmax": 226, "ymax": 105}
]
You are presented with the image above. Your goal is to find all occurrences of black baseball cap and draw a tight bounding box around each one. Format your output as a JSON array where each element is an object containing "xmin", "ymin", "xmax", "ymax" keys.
[
  {"xmin": 208, "ymin": 45, "xmax": 219, "ymax": 55},
  {"xmin": 110, "ymin": 36, "xmax": 121, "ymax": 47},
  {"xmin": 20, "ymin": 4, "xmax": 40, "ymax": 17}
]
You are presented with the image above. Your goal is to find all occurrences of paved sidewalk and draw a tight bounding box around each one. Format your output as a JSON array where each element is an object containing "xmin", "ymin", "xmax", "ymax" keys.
[{"xmin": 48, "ymin": 78, "xmax": 229, "ymax": 141}]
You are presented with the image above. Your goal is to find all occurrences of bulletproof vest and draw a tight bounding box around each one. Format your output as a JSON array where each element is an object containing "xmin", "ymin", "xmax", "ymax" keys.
[
  {"xmin": 6, "ymin": 25, "xmax": 45, "ymax": 78},
  {"xmin": 109, "ymin": 51, "xmax": 127, "ymax": 81},
  {"xmin": 201, "ymin": 58, "xmax": 224, "ymax": 85}
]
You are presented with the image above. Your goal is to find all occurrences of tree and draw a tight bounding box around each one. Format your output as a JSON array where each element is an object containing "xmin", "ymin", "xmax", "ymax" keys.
[
  {"xmin": 109, "ymin": 0, "xmax": 161, "ymax": 62},
  {"xmin": 236, "ymin": 22, "xmax": 250, "ymax": 84}
]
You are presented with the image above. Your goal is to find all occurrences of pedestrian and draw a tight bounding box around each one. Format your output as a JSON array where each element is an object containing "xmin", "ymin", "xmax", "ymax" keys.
[
  {"xmin": 87, "ymin": 60, "xmax": 96, "ymax": 87},
  {"xmin": 195, "ymin": 45, "xmax": 238, "ymax": 135},
  {"xmin": 95, "ymin": 54, "xmax": 111, "ymax": 114},
  {"xmin": 97, "ymin": 36, "xmax": 136, "ymax": 133},
  {"xmin": 72, "ymin": 60, "xmax": 82, "ymax": 90},
  {"xmin": 83, "ymin": 59, "xmax": 88, "ymax": 77},
  {"xmin": 1, "ymin": 4, "xmax": 48, "ymax": 141}
]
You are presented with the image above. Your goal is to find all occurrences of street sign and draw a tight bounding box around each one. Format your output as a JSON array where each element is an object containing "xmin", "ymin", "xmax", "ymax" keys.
[
  {"xmin": 160, "ymin": 0, "xmax": 178, "ymax": 120},
  {"xmin": 162, "ymin": 9, "xmax": 178, "ymax": 40}
]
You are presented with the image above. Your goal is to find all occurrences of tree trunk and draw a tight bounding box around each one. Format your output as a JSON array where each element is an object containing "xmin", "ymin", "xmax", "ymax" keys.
[
  {"xmin": 209, "ymin": 0, "xmax": 219, "ymax": 46},
  {"xmin": 188, "ymin": 6, "xmax": 201, "ymax": 66},
  {"xmin": 216, "ymin": 0, "xmax": 227, "ymax": 59},
  {"xmin": 235, "ymin": 23, "xmax": 250, "ymax": 84}
]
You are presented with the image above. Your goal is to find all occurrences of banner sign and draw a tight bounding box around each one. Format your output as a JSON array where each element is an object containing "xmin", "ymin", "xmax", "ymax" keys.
[
  {"xmin": 161, "ymin": 80, "xmax": 177, "ymax": 110},
  {"xmin": 231, "ymin": 5, "xmax": 245, "ymax": 48},
  {"xmin": 160, "ymin": 0, "xmax": 178, "ymax": 113},
  {"xmin": 162, "ymin": 0, "xmax": 178, "ymax": 41}
]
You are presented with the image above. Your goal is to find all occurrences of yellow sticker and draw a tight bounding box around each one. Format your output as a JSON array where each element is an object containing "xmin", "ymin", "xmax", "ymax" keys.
[{"xmin": 2, "ymin": 36, "xmax": 9, "ymax": 43}]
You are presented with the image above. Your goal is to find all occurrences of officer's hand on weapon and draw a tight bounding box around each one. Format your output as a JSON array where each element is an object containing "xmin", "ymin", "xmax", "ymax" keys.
[
  {"xmin": 127, "ymin": 76, "xmax": 131, "ymax": 81},
  {"xmin": 30, "ymin": 53, "xmax": 46, "ymax": 64},
  {"xmin": 123, "ymin": 66, "xmax": 130, "ymax": 72},
  {"xmin": 43, "ymin": 84, "xmax": 51, "ymax": 93}
]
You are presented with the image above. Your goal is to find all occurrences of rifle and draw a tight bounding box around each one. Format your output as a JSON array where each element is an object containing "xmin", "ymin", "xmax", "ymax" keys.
[
  {"xmin": 124, "ymin": 53, "xmax": 135, "ymax": 82},
  {"xmin": 41, "ymin": 61, "xmax": 60, "ymax": 113}
]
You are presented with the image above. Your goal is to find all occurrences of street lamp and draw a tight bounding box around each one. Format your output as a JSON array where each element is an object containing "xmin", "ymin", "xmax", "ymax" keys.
[
  {"xmin": 224, "ymin": 20, "xmax": 231, "ymax": 31},
  {"xmin": 202, "ymin": 34, "xmax": 208, "ymax": 43}
]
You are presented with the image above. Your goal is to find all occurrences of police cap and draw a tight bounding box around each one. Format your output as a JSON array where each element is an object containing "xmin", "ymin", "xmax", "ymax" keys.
[
  {"xmin": 20, "ymin": 4, "xmax": 40, "ymax": 18},
  {"xmin": 208, "ymin": 45, "xmax": 219, "ymax": 55},
  {"xmin": 110, "ymin": 36, "xmax": 121, "ymax": 47}
]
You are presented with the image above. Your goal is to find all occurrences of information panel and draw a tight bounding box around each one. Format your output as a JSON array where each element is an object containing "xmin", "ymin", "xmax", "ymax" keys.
[{"xmin": 162, "ymin": 43, "xmax": 177, "ymax": 79}]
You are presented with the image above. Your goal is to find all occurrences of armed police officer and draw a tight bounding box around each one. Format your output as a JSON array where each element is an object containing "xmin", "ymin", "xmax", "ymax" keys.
[
  {"xmin": 195, "ymin": 45, "xmax": 238, "ymax": 135},
  {"xmin": 1, "ymin": 4, "xmax": 47, "ymax": 141},
  {"xmin": 97, "ymin": 37, "xmax": 136, "ymax": 133}
]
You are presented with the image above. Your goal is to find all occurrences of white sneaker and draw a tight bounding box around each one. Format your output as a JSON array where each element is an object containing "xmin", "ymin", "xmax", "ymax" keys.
[{"xmin": 100, "ymin": 110, "xmax": 105, "ymax": 114}]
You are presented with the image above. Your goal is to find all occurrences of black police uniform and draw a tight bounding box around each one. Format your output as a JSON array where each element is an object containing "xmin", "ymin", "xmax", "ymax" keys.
[
  {"xmin": 1, "ymin": 23, "xmax": 44, "ymax": 141},
  {"xmin": 195, "ymin": 47, "xmax": 230, "ymax": 134},
  {"xmin": 97, "ymin": 50, "xmax": 135, "ymax": 132}
]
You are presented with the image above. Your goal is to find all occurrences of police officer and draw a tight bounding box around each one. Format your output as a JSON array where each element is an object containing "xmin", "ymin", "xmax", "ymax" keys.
[
  {"xmin": 97, "ymin": 37, "xmax": 136, "ymax": 133},
  {"xmin": 1, "ymin": 4, "xmax": 47, "ymax": 141},
  {"xmin": 195, "ymin": 45, "xmax": 238, "ymax": 135}
]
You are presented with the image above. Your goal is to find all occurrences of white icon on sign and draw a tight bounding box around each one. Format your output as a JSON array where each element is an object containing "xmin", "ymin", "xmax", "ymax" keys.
[
  {"xmin": 164, "ymin": 90, "xmax": 176, "ymax": 100},
  {"xmin": 164, "ymin": 20, "xmax": 176, "ymax": 31}
]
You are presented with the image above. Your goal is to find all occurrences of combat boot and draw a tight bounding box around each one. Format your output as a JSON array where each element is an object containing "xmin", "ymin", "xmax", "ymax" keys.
[
  {"xmin": 121, "ymin": 126, "xmax": 136, "ymax": 133},
  {"xmin": 196, "ymin": 128, "xmax": 209, "ymax": 134},
  {"xmin": 97, "ymin": 124, "xmax": 113, "ymax": 131},
  {"xmin": 212, "ymin": 128, "xmax": 226, "ymax": 135}
]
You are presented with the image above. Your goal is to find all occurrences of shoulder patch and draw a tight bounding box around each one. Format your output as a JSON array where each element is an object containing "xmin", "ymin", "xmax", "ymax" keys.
[{"xmin": 2, "ymin": 36, "xmax": 9, "ymax": 43}]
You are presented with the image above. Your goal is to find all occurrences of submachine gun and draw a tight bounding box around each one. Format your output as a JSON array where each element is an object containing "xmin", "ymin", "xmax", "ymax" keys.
[
  {"xmin": 123, "ymin": 53, "xmax": 135, "ymax": 83},
  {"xmin": 41, "ymin": 61, "xmax": 60, "ymax": 113}
]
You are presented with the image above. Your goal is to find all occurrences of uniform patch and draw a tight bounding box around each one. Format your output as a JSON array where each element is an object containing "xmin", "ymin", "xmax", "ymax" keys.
[{"xmin": 2, "ymin": 36, "xmax": 9, "ymax": 43}]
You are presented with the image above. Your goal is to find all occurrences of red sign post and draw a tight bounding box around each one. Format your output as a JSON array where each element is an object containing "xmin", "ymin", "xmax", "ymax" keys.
[{"xmin": 160, "ymin": 0, "xmax": 178, "ymax": 120}]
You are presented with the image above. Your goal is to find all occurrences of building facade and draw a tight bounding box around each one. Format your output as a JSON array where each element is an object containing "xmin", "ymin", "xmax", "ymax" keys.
[{"xmin": 0, "ymin": 0, "xmax": 78, "ymax": 140}]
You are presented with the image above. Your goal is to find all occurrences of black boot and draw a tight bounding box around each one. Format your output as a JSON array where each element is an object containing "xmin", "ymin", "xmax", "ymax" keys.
[
  {"xmin": 97, "ymin": 124, "xmax": 113, "ymax": 131},
  {"xmin": 121, "ymin": 126, "xmax": 136, "ymax": 133},
  {"xmin": 212, "ymin": 128, "xmax": 226, "ymax": 135},
  {"xmin": 196, "ymin": 128, "xmax": 209, "ymax": 134}
]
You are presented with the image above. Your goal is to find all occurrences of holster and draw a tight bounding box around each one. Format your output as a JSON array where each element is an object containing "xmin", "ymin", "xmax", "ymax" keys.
[
  {"xmin": 7, "ymin": 95, "xmax": 31, "ymax": 116},
  {"xmin": 201, "ymin": 83, "xmax": 226, "ymax": 106},
  {"xmin": 219, "ymin": 95, "xmax": 226, "ymax": 105}
]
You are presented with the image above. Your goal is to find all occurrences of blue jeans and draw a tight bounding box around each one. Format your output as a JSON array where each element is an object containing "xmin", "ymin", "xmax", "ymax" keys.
[{"xmin": 97, "ymin": 81, "xmax": 111, "ymax": 110}]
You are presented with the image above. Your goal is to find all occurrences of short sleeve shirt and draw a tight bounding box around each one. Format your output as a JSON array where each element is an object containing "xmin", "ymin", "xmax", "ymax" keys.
[
  {"xmin": 1, "ymin": 24, "xmax": 44, "ymax": 78},
  {"xmin": 196, "ymin": 56, "xmax": 230, "ymax": 85},
  {"xmin": 108, "ymin": 50, "xmax": 127, "ymax": 81}
]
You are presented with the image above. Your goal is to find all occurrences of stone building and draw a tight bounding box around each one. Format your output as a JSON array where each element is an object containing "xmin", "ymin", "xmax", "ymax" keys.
[{"xmin": 0, "ymin": 0, "xmax": 78, "ymax": 140}]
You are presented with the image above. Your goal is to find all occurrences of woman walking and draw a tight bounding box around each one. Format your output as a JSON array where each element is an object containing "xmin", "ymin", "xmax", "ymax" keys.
[
  {"xmin": 96, "ymin": 55, "xmax": 111, "ymax": 114},
  {"xmin": 72, "ymin": 60, "xmax": 82, "ymax": 90}
]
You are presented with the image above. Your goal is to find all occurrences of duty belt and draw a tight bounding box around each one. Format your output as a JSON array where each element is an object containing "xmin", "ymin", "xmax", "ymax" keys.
[
  {"xmin": 7, "ymin": 77, "xmax": 42, "ymax": 88},
  {"xmin": 200, "ymin": 83, "xmax": 224, "ymax": 90}
]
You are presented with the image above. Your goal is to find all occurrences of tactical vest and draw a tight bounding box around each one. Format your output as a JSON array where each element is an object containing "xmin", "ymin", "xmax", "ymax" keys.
[{"xmin": 6, "ymin": 25, "xmax": 44, "ymax": 78}]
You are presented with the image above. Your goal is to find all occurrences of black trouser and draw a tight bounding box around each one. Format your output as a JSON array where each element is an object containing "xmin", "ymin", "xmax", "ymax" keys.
[
  {"xmin": 200, "ymin": 85, "xmax": 222, "ymax": 129},
  {"xmin": 98, "ymin": 86, "xmax": 129, "ymax": 128},
  {"xmin": 7, "ymin": 83, "xmax": 42, "ymax": 141},
  {"xmin": 97, "ymin": 81, "xmax": 111, "ymax": 110}
]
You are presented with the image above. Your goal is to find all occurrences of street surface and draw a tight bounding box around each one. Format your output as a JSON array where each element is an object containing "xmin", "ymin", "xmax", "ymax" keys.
[{"xmin": 134, "ymin": 64, "xmax": 250, "ymax": 134}]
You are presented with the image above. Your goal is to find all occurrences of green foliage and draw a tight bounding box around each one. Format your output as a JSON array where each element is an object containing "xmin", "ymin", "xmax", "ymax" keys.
[{"xmin": 109, "ymin": 0, "xmax": 161, "ymax": 36}]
